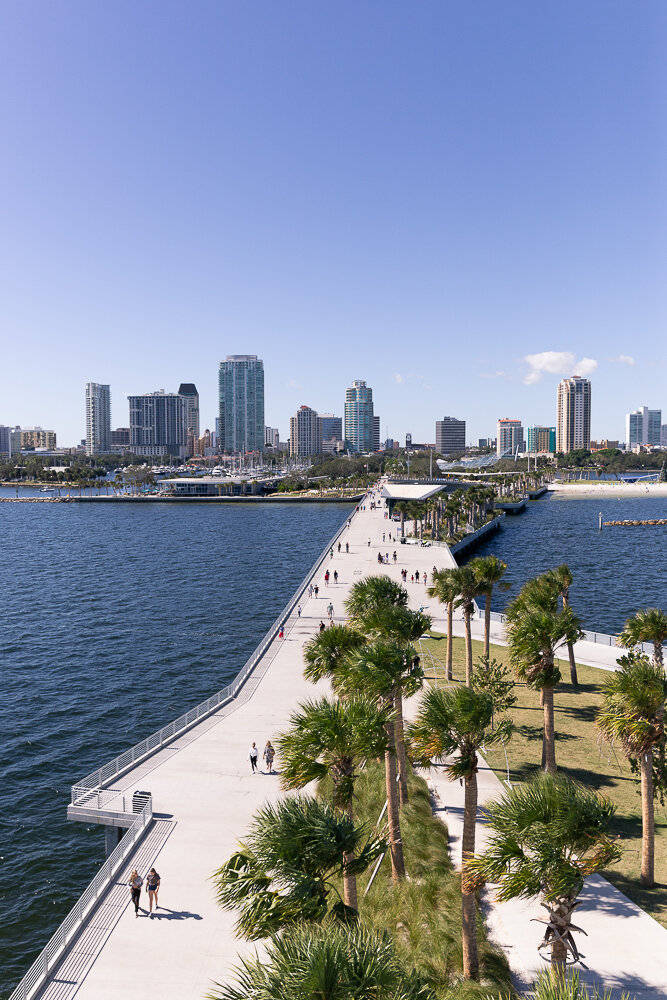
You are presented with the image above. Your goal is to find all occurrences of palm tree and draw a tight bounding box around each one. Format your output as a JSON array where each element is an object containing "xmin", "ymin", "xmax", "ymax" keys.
[
  {"xmin": 464, "ymin": 775, "xmax": 620, "ymax": 972},
  {"xmin": 346, "ymin": 574, "xmax": 407, "ymax": 621},
  {"xmin": 545, "ymin": 565, "xmax": 580, "ymax": 687},
  {"xmin": 212, "ymin": 795, "xmax": 385, "ymax": 937},
  {"xmin": 427, "ymin": 568, "xmax": 460, "ymax": 681},
  {"xmin": 277, "ymin": 696, "xmax": 388, "ymax": 910},
  {"xmin": 303, "ymin": 624, "xmax": 365, "ymax": 684},
  {"xmin": 618, "ymin": 608, "xmax": 667, "ymax": 671},
  {"xmin": 207, "ymin": 922, "xmax": 436, "ymax": 1000},
  {"xmin": 408, "ymin": 686, "xmax": 511, "ymax": 980},
  {"xmin": 505, "ymin": 577, "xmax": 581, "ymax": 773},
  {"xmin": 449, "ymin": 566, "xmax": 481, "ymax": 686},
  {"xmin": 470, "ymin": 555, "xmax": 508, "ymax": 658},
  {"xmin": 339, "ymin": 640, "xmax": 414, "ymax": 882},
  {"xmin": 597, "ymin": 652, "xmax": 667, "ymax": 886}
]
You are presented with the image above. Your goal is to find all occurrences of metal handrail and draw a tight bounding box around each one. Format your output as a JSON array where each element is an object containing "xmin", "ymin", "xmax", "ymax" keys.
[
  {"xmin": 471, "ymin": 608, "xmax": 655, "ymax": 656},
  {"xmin": 71, "ymin": 505, "xmax": 356, "ymax": 804},
  {"xmin": 8, "ymin": 801, "xmax": 153, "ymax": 1000}
]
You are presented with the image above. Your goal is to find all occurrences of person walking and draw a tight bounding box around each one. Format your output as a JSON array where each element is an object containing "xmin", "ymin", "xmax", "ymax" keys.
[
  {"xmin": 314, "ymin": 584, "xmax": 319, "ymax": 598},
  {"xmin": 297, "ymin": 604, "xmax": 302, "ymax": 618},
  {"xmin": 337, "ymin": 542, "xmax": 342, "ymax": 553},
  {"xmin": 327, "ymin": 601, "xmax": 334, "ymax": 620},
  {"xmin": 415, "ymin": 570, "xmax": 420, "ymax": 583},
  {"xmin": 146, "ymin": 868, "xmax": 160, "ymax": 915},
  {"xmin": 382, "ymin": 532, "xmax": 385, "ymax": 542},
  {"xmin": 263, "ymin": 740, "xmax": 276, "ymax": 773},
  {"xmin": 308, "ymin": 584, "xmax": 313, "ymax": 598},
  {"xmin": 319, "ymin": 620, "xmax": 326, "ymax": 632},
  {"xmin": 324, "ymin": 570, "xmax": 330, "ymax": 586},
  {"xmin": 278, "ymin": 626, "xmax": 284, "ymax": 639},
  {"xmin": 128, "ymin": 869, "xmax": 143, "ymax": 917},
  {"xmin": 330, "ymin": 548, "xmax": 334, "ymax": 559},
  {"xmin": 249, "ymin": 742, "xmax": 259, "ymax": 773},
  {"xmin": 368, "ymin": 539, "xmax": 371, "ymax": 547},
  {"xmin": 345, "ymin": 542, "xmax": 349, "ymax": 553},
  {"xmin": 333, "ymin": 570, "xmax": 338, "ymax": 584},
  {"xmin": 393, "ymin": 551, "xmax": 397, "ymax": 562}
]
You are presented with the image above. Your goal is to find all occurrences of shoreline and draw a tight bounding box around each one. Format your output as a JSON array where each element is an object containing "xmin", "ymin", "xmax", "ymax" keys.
[{"xmin": 548, "ymin": 482, "xmax": 667, "ymax": 498}]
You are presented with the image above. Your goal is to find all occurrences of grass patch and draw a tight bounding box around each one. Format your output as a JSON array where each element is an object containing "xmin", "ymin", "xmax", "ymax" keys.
[
  {"xmin": 420, "ymin": 632, "xmax": 667, "ymax": 928},
  {"xmin": 321, "ymin": 761, "xmax": 513, "ymax": 998}
]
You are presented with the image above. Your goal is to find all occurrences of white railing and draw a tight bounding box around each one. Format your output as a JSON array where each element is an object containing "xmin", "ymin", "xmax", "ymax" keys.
[
  {"xmin": 8, "ymin": 800, "xmax": 153, "ymax": 1000},
  {"xmin": 472, "ymin": 608, "xmax": 655, "ymax": 656},
  {"xmin": 71, "ymin": 505, "xmax": 355, "ymax": 806}
]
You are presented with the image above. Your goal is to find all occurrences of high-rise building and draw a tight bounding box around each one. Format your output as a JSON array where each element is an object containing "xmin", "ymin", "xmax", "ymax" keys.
[
  {"xmin": 0, "ymin": 425, "xmax": 13, "ymax": 456},
  {"xmin": 318, "ymin": 414, "xmax": 342, "ymax": 447},
  {"xmin": 178, "ymin": 383, "xmax": 200, "ymax": 456},
  {"xmin": 435, "ymin": 417, "xmax": 466, "ymax": 454},
  {"xmin": 662, "ymin": 424, "xmax": 667, "ymax": 447},
  {"xmin": 372, "ymin": 415, "xmax": 380, "ymax": 452},
  {"xmin": 218, "ymin": 355, "xmax": 265, "ymax": 453},
  {"xmin": 625, "ymin": 406, "xmax": 662, "ymax": 449},
  {"xmin": 110, "ymin": 427, "xmax": 130, "ymax": 450},
  {"xmin": 20, "ymin": 427, "xmax": 57, "ymax": 450},
  {"xmin": 526, "ymin": 426, "xmax": 556, "ymax": 454},
  {"xmin": 128, "ymin": 391, "xmax": 187, "ymax": 457},
  {"xmin": 496, "ymin": 419, "xmax": 524, "ymax": 457},
  {"xmin": 85, "ymin": 382, "xmax": 111, "ymax": 455},
  {"xmin": 289, "ymin": 405, "xmax": 321, "ymax": 458},
  {"xmin": 556, "ymin": 376, "xmax": 591, "ymax": 453},
  {"xmin": 344, "ymin": 380, "xmax": 375, "ymax": 452},
  {"xmin": 265, "ymin": 426, "xmax": 280, "ymax": 449},
  {"xmin": 478, "ymin": 437, "xmax": 495, "ymax": 449}
]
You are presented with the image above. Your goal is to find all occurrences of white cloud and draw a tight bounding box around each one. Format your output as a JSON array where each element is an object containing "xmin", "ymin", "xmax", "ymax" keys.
[
  {"xmin": 287, "ymin": 378, "xmax": 302, "ymax": 390},
  {"xmin": 522, "ymin": 351, "xmax": 598, "ymax": 385},
  {"xmin": 478, "ymin": 370, "xmax": 507, "ymax": 380},
  {"xmin": 393, "ymin": 373, "xmax": 404, "ymax": 384},
  {"xmin": 392, "ymin": 373, "xmax": 430, "ymax": 389},
  {"xmin": 609, "ymin": 354, "xmax": 635, "ymax": 366}
]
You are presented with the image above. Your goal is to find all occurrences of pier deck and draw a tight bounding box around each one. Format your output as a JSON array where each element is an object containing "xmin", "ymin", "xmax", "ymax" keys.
[{"xmin": 21, "ymin": 498, "xmax": 666, "ymax": 1000}]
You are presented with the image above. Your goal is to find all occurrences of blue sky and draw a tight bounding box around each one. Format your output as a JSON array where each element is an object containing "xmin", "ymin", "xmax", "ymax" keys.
[{"xmin": 1, "ymin": 1, "xmax": 665, "ymax": 446}]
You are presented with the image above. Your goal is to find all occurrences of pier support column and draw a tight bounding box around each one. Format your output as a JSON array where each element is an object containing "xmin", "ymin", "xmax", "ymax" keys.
[{"xmin": 105, "ymin": 826, "xmax": 123, "ymax": 856}]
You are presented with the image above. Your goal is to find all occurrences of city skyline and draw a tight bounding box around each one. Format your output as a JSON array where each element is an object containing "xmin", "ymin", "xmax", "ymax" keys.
[{"xmin": 1, "ymin": 4, "xmax": 665, "ymax": 447}]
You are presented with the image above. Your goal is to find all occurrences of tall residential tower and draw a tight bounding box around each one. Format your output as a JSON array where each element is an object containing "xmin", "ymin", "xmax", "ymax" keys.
[
  {"xmin": 85, "ymin": 382, "xmax": 111, "ymax": 455},
  {"xmin": 556, "ymin": 376, "xmax": 591, "ymax": 453},
  {"xmin": 344, "ymin": 379, "xmax": 377, "ymax": 452},
  {"xmin": 218, "ymin": 355, "xmax": 265, "ymax": 453}
]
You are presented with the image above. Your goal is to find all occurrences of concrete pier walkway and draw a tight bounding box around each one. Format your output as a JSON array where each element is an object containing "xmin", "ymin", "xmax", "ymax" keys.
[{"xmin": 23, "ymin": 495, "xmax": 666, "ymax": 999}]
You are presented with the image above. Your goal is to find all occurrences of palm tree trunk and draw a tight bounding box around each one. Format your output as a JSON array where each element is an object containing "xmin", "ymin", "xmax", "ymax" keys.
[
  {"xmin": 342, "ymin": 799, "xmax": 359, "ymax": 911},
  {"xmin": 461, "ymin": 770, "xmax": 479, "ymax": 980},
  {"xmin": 563, "ymin": 592, "xmax": 578, "ymax": 687},
  {"xmin": 446, "ymin": 601, "xmax": 453, "ymax": 680},
  {"xmin": 542, "ymin": 685, "xmax": 557, "ymax": 774},
  {"xmin": 484, "ymin": 591, "xmax": 492, "ymax": 659},
  {"xmin": 549, "ymin": 899, "xmax": 572, "ymax": 971},
  {"xmin": 394, "ymin": 690, "xmax": 409, "ymax": 805},
  {"xmin": 464, "ymin": 607, "xmax": 473, "ymax": 686},
  {"xmin": 384, "ymin": 719, "xmax": 405, "ymax": 881},
  {"xmin": 640, "ymin": 752, "xmax": 655, "ymax": 887}
]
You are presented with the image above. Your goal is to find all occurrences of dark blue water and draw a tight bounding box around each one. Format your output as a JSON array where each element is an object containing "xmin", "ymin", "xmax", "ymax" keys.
[
  {"xmin": 459, "ymin": 494, "xmax": 667, "ymax": 632},
  {"xmin": 0, "ymin": 496, "xmax": 349, "ymax": 996}
]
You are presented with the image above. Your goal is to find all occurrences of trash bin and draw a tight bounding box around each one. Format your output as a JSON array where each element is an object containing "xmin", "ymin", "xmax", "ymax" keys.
[{"xmin": 132, "ymin": 790, "xmax": 152, "ymax": 813}]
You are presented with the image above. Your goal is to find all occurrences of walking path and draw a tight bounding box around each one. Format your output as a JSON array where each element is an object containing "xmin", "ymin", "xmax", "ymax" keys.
[{"xmin": 23, "ymin": 493, "xmax": 666, "ymax": 999}]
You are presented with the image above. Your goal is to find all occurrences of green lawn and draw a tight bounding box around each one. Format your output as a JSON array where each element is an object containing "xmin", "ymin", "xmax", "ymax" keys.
[{"xmin": 419, "ymin": 633, "xmax": 667, "ymax": 929}]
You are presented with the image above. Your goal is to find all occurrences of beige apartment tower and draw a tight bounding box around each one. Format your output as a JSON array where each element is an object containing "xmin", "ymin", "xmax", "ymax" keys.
[{"xmin": 556, "ymin": 376, "xmax": 591, "ymax": 453}]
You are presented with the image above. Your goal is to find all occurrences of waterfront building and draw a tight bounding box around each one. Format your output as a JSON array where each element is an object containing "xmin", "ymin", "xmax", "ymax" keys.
[
  {"xmin": 435, "ymin": 417, "xmax": 466, "ymax": 454},
  {"xmin": 556, "ymin": 375, "xmax": 591, "ymax": 453},
  {"xmin": 496, "ymin": 418, "xmax": 524, "ymax": 457},
  {"xmin": 590, "ymin": 439, "xmax": 620, "ymax": 452},
  {"xmin": 344, "ymin": 380, "xmax": 375, "ymax": 452},
  {"xmin": 85, "ymin": 382, "xmax": 111, "ymax": 455},
  {"xmin": 662, "ymin": 424, "xmax": 667, "ymax": 447},
  {"xmin": 526, "ymin": 425, "xmax": 556, "ymax": 454},
  {"xmin": 318, "ymin": 414, "xmax": 342, "ymax": 447},
  {"xmin": 178, "ymin": 383, "xmax": 200, "ymax": 456},
  {"xmin": 0, "ymin": 425, "xmax": 13, "ymax": 456},
  {"xmin": 625, "ymin": 406, "xmax": 662, "ymax": 449},
  {"xmin": 20, "ymin": 427, "xmax": 57, "ymax": 450},
  {"xmin": 111, "ymin": 427, "xmax": 130, "ymax": 447},
  {"xmin": 290, "ymin": 405, "xmax": 321, "ymax": 458},
  {"xmin": 265, "ymin": 426, "xmax": 280, "ymax": 449},
  {"xmin": 128, "ymin": 391, "xmax": 187, "ymax": 457},
  {"xmin": 218, "ymin": 355, "xmax": 265, "ymax": 454}
]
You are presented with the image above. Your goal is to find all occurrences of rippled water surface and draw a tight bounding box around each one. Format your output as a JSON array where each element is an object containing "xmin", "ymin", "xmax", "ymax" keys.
[
  {"xmin": 0, "ymin": 495, "xmax": 350, "ymax": 995},
  {"xmin": 460, "ymin": 494, "xmax": 667, "ymax": 631}
]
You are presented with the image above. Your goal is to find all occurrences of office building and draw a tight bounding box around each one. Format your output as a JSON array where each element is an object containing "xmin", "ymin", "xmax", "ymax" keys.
[
  {"xmin": 128, "ymin": 391, "xmax": 187, "ymax": 457},
  {"xmin": 556, "ymin": 376, "xmax": 591, "ymax": 453},
  {"xmin": 265, "ymin": 426, "xmax": 280, "ymax": 449},
  {"xmin": 290, "ymin": 405, "xmax": 321, "ymax": 458},
  {"xmin": 85, "ymin": 382, "xmax": 111, "ymax": 455},
  {"xmin": 110, "ymin": 428, "xmax": 130, "ymax": 452},
  {"xmin": 372, "ymin": 415, "xmax": 381, "ymax": 452},
  {"xmin": 496, "ymin": 419, "xmax": 524, "ymax": 458},
  {"xmin": 590, "ymin": 440, "xmax": 620, "ymax": 452},
  {"xmin": 218, "ymin": 355, "xmax": 265, "ymax": 453},
  {"xmin": 435, "ymin": 417, "xmax": 466, "ymax": 454},
  {"xmin": 318, "ymin": 414, "xmax": 342, "ymax": 447},
  {"xmin": 20, "ymin": 427, "xmax": 57, "ymax": 450},
  {"xmin": 625, "ymin": 406, "xmax": 662, "ymax": 449},
  {"xmin": 178, "ymin": 383, "xmax": 200, "ymax": 455},
  {"xmin": 662, "ymin": 425, "xmax": 667, "ymax": 447},
  {"xmin": 478, "ymin": 437, "xmax": 496, "ymax": 450},
  {"xmin": 0, "ymin": 425, "xmax": 13, "ymax": 456},
  {"xmin": 344, "ymin": 380, "xmax": 375, "ymax": 452},
  {"xmin": 526, "ymin": 425, "xmax": 556, "ymax": 454}
]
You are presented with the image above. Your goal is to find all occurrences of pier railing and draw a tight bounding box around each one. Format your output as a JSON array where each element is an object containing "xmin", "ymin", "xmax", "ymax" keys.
[
  {"xmin": 472, "ymin": 608, "xmax": 654, "ymax": 657},
  {"xmin": 71, "ymin": 505, "xmax": 355, "ymax": 807},
  {"xmin": 8, "ymin": 800, "xmax": 153, "ymax": 1000}
]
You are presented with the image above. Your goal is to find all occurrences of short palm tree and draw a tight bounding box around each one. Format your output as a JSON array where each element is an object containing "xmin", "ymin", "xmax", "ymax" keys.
[
  {"xmin": 450, "ymin": 566, "xmax": 482, "ymax": 686},
  {"xmin": 470, "ymin": 555, "xmax": 509, "ymax": 659},
  {"xmin": 597, "ymin": 652, "xmax": 667, "ymax": 886},
  {"xmin": 464, "ymin": 775, "xmax": 620, "ymax": 972},
  {"xmin": 618, "ymin": 608, "xmax": 667, "ymax": 671},
  {"xmin": 428, "ymin": 568, "xmax": 460, "ymax": 682},
  {"xmin": 212, "ymin": 795, "xmax": 385, "ymax": 938},
  {"xmin": 346, "ymin": 574, "xmax": 408, "ymax": 620},
  {"xmin": 506, "ymin": 577, "xmax": 581, "ymax": 773},
  {"xmin": 207, "ymin": 922, "xmax": 436, "ymax": 1000},
  {"xmin": 545, "ymin": 565, "xmax": 581, "ymax": 687},
  {"xmin": 278, "ymin": 696, "xmax": 389, "ymax": 910},
  {"xmin": 339, "ymin": 640, "xmax": 415, "ymax": 882},
  {"xmin": 303, "ymin": 624, "xmax": 365, "ymax": 684},
  {"xmin": 408, "ymin": 686, "xmax": 512, "ymax": 980}
]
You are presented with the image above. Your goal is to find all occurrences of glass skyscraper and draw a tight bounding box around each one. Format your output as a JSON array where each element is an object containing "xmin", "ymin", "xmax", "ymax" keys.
[
  {"xmin": 85, "ymin": 382, "xmax": 111, "ymax": 455},
  {"xmin": 344, "ymin": 379, "xmax": 375, "ymax": 452},
  {"xmin": 218, "ymin": 355, "xmax": 265, "ymax": 453}
]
